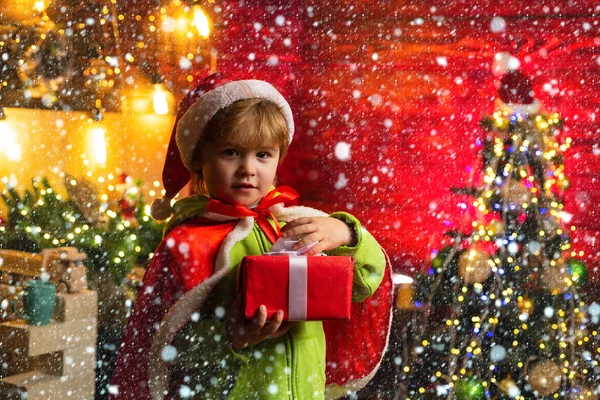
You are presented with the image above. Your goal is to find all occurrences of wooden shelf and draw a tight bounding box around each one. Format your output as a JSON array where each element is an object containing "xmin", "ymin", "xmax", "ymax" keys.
[{"xmin": 0, "ymin": 370, "xmax": 94, "ymax": 400}]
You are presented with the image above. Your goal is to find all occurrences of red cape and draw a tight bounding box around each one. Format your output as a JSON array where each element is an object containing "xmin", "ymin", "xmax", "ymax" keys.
[{"xmin": 110, "ymin": 217, "xmax": 393, "ymax": 399}]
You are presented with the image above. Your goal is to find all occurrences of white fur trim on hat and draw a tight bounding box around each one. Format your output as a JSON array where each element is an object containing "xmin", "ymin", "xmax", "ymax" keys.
[{"xmin": 176, "ymin": 80, "xmax": 295, "ymax": 171}]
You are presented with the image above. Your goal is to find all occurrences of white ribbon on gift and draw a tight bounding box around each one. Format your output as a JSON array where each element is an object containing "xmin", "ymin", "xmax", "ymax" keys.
[{"xmin": 288, "ymin": 256, "xmax": 308, "ymax": 320}]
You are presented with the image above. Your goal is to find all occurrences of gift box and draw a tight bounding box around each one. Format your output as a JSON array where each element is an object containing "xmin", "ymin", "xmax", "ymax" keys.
[{"xmin": 241, "ymin": 254, "xmax": 354, "ymax": 321}]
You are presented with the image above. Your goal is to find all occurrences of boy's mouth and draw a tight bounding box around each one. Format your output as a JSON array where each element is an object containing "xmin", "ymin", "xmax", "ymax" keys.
[{"xmin": 232, "ymin": 184, "xmax": 256, "ymax": 189}]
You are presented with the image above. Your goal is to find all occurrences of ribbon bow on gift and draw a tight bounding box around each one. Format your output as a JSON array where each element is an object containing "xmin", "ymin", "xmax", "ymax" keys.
[{"xmin": 205, "ymin": 186, "xmax": 299, "ymax": 244}]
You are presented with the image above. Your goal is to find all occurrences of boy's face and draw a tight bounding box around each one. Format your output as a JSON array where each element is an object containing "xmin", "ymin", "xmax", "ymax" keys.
[{"xmin": 198, "ymin": 141, "xmax": 280, "ymax": 206}]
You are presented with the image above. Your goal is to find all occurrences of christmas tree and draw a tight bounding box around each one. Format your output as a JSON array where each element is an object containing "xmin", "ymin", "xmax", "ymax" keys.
[
  {"xmin": 0, "ymin": 174, "xmax": 164, "ymax": 283},
  {"xmin": 404, "ymin": 68, "xmax": 600, "ymax": 399}
]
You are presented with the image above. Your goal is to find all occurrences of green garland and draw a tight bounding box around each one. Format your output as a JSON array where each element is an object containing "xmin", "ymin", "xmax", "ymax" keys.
[{"xmin": 0, "ymin": 177, "xmax": 164, "ymax": 283}]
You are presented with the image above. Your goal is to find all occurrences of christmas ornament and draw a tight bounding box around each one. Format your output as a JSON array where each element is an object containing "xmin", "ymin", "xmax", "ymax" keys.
[
  {"xmin": 541, "ymin": 217, "xmax": 560, "ymax": 237},
  {"xmin": 567, "ymin": 258, "xmax": 589, "ymax": 287},
  {"xmin": 525, "ymin": 253, "xmax": 545, "ymax": 270},
  {"xmin": 499, "ymin": 70, "xmax": 534, "ymax": 104},
  {"xmin": 498, "ymin": 375, "xmax": 521, "ymax": 397},
  {"xmin": 518, "ymin": 296, "xmax": 534, "ymax": 314},
  {"xmin": 540, "ymin": 262, "xmax": 569, "ymax": 294},
  {"xmin": 527, "ymin": 360, "xmax": 562, "ymax": 396},
  {"xmin": 501, "ymin": 180, "xmax": 532, "ymax": 209},
  {"xmin": 455, "ymin": 376, "xmax": 486, "ymax": 400},
  {"xmin": 458, "ymin": 248, "xmax": 492, "ymax": 284}
]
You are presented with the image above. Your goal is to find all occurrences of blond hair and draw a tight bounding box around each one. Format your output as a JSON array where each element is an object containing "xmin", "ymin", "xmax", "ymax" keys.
[{"xmin": 191, "ymin": 98, "xmax": 290, "ymax": 195}]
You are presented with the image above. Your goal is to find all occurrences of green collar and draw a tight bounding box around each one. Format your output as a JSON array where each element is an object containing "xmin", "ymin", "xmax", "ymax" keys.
[{"xmin": 163, "ymin": 195, "xmax": 210, "ymax": 237}]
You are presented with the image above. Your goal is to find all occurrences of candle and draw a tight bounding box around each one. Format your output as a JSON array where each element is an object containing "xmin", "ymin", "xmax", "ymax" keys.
[{"xmin": 396, "ymin": 283, "xmax": 414, "ymax": 310}]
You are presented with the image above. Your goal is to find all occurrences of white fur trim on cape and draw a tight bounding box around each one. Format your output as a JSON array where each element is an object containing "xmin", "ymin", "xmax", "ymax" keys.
[
  {"xmin": 496, "ymin": 98, "xmax": 541, "ymax": 115},
  {"xmin": 176, "ymin": 80, "xmax": 295, "ymax": 171},
  {"xmin": 148, "ymin": 205, "xmax": 391, "ymax": 399},
  {"xmin": 271, "ymin": 203, "xmax": 329, "ymax": 221}
]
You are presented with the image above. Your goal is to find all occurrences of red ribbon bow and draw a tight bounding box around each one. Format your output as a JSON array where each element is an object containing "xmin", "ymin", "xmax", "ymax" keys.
[{"xmin": 205, "ymin": 186, "xmax": 299, "ymax": 244}]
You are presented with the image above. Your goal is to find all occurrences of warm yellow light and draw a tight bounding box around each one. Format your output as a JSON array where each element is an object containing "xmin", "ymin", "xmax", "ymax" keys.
[
  {"xmin": 152, "ymin": 84, "xmax": 174, "ymax": 115},
  {"xmin": 153, "ymin": 87, "xmax": 169, "ymax": 115},
  {"xmin": 0, "ymin": 120, "xmax": 22, "ymax": 161},
  {"xmin": 162, "ymin": 16, "xmax": 176, "ymax": 33},
  {"xmin": 193, "ymin": 6, "xmax": 211, "ymax": 38},
  {"xmin": 176, "ymin": 17, "xmax": 188, "ymax": 32},
  {"xmin": 33, "ymin": 0, "xmax": 47, "ymax": 12},
  {"xmin": 92, "ymin": 127, "xmax": 107, "ymax": 164}
]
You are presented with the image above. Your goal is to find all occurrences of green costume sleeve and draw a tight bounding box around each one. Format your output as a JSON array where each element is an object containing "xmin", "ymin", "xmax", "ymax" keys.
[{"xmin": 327, "ymin": 212, "xmax": 386, "ymax": 302}]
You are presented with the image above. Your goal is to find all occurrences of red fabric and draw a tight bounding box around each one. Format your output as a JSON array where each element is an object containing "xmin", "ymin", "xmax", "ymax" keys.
[
  {"xmin": 109, "ymin": 219, "xmax": 236, "ymax": 400},
  {"xmin": 323, "ymin": 262, "xmax": 394, "ymax": 386},
  {"xmin": 206, "ymin": 186, "xmax": 300, "ymax": 244},
  {"xmin": 241, "ymin": 255, "xmax": 353, "ymax": 320}
]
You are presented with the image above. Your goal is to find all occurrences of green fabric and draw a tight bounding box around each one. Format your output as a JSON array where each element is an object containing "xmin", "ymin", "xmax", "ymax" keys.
[
  {"xmin": 163, "ymin": 195, "xmax": 210, "ymax": 237},
  {"xmin": 172, "ymin": 207, "xmax": 386, "ymax": 399},
  {"xmin": 328, "ymin": 212, "xmax": 386, "ymax": 302}
]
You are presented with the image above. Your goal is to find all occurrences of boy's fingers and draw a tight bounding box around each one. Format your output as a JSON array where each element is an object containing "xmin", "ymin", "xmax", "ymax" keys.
[
  {"xmin": 281, "ymin": 218, "xmax": 312, "ymax": 231},
  {"xmin": 284, "ymin": 223, "xmax": 317, "ymax": 239},
  {"xmin": 304, "ymin": 242, "xmax": 326, "ymax": 256},
  {"xmin": 253, "ymin": 305, "xmax": 267, "ymax": 329},
  {"xmin": 262, "ymin": 310, "xmax": 284, "ymax": 335},
  {"xmin": 270, "ymin": 321, "xmax": 296, "ymax": 338},
  {"xmin": 293, "ymin": 233, "xmax": 321, "ymax": 250}
]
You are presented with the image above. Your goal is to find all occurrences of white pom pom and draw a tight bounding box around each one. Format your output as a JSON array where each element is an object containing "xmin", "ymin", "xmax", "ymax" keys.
[
  {"xmin": 151, "ymin": 196, "xmax": 173, "ymax": 221},
  {"xmin": 492, "ymin": 52, "xmax": 520, "ymax": 76}
]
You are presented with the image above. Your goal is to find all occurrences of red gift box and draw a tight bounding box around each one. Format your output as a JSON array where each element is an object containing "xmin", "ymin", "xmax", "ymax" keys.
[{"xmin": 241, "ymin": 255, "xmax": 354, "ymax": 321}]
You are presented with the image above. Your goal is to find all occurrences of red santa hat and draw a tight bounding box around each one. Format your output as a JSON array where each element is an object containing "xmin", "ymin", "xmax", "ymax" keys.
[{"xmin": 150, "ymin": 73, "xmax": 295, "ymax": 220}]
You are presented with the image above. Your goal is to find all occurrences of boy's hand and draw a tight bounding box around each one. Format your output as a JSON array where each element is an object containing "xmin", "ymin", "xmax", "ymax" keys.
[
  {"xmin": 281, "ymin": 216, "xmax": 356, "ymax": 256},
  {"xmin": 226, "ymin": 296, "xmax": 295, "ymax": 350}
]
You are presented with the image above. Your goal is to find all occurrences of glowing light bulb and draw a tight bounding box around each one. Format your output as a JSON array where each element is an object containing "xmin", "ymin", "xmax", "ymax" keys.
[
  {"xmin": 0, "ymin": 120, "xmax": 22, "ymax": 161},
  {"xmin": 193, "ymin": 6, "xmax": 211, "ymax": 38},
  {"xmin": 153, "ymin": 85, "xmax": 170, "ymax": 115},
  {"xmin": 33, "ymin": 0, "xmax": 47, "ymax": 12},
  {"xmin": 92, "ymin": 127, "xmax": 107, "ymax": 164}
]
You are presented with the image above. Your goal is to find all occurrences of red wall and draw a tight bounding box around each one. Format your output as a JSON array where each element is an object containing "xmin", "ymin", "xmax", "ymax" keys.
[{"xmin": 208, "ymin": 1, "xmax": 600, "ymax": 278}]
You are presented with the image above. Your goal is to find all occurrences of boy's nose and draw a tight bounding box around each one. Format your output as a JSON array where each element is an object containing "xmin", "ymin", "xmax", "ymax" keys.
[{"xmin": 238, "ymin": 158, "xmax": 257, "ymax": 176}]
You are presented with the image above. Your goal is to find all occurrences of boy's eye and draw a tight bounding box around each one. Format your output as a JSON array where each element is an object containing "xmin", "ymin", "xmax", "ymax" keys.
[
  {"xmin": 256, "ymin": 151, "xmax": 271, "ymax": 159},
  {"xmin": 223, "ymin": 149, "xmax": 238, "ymax": 156}
]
